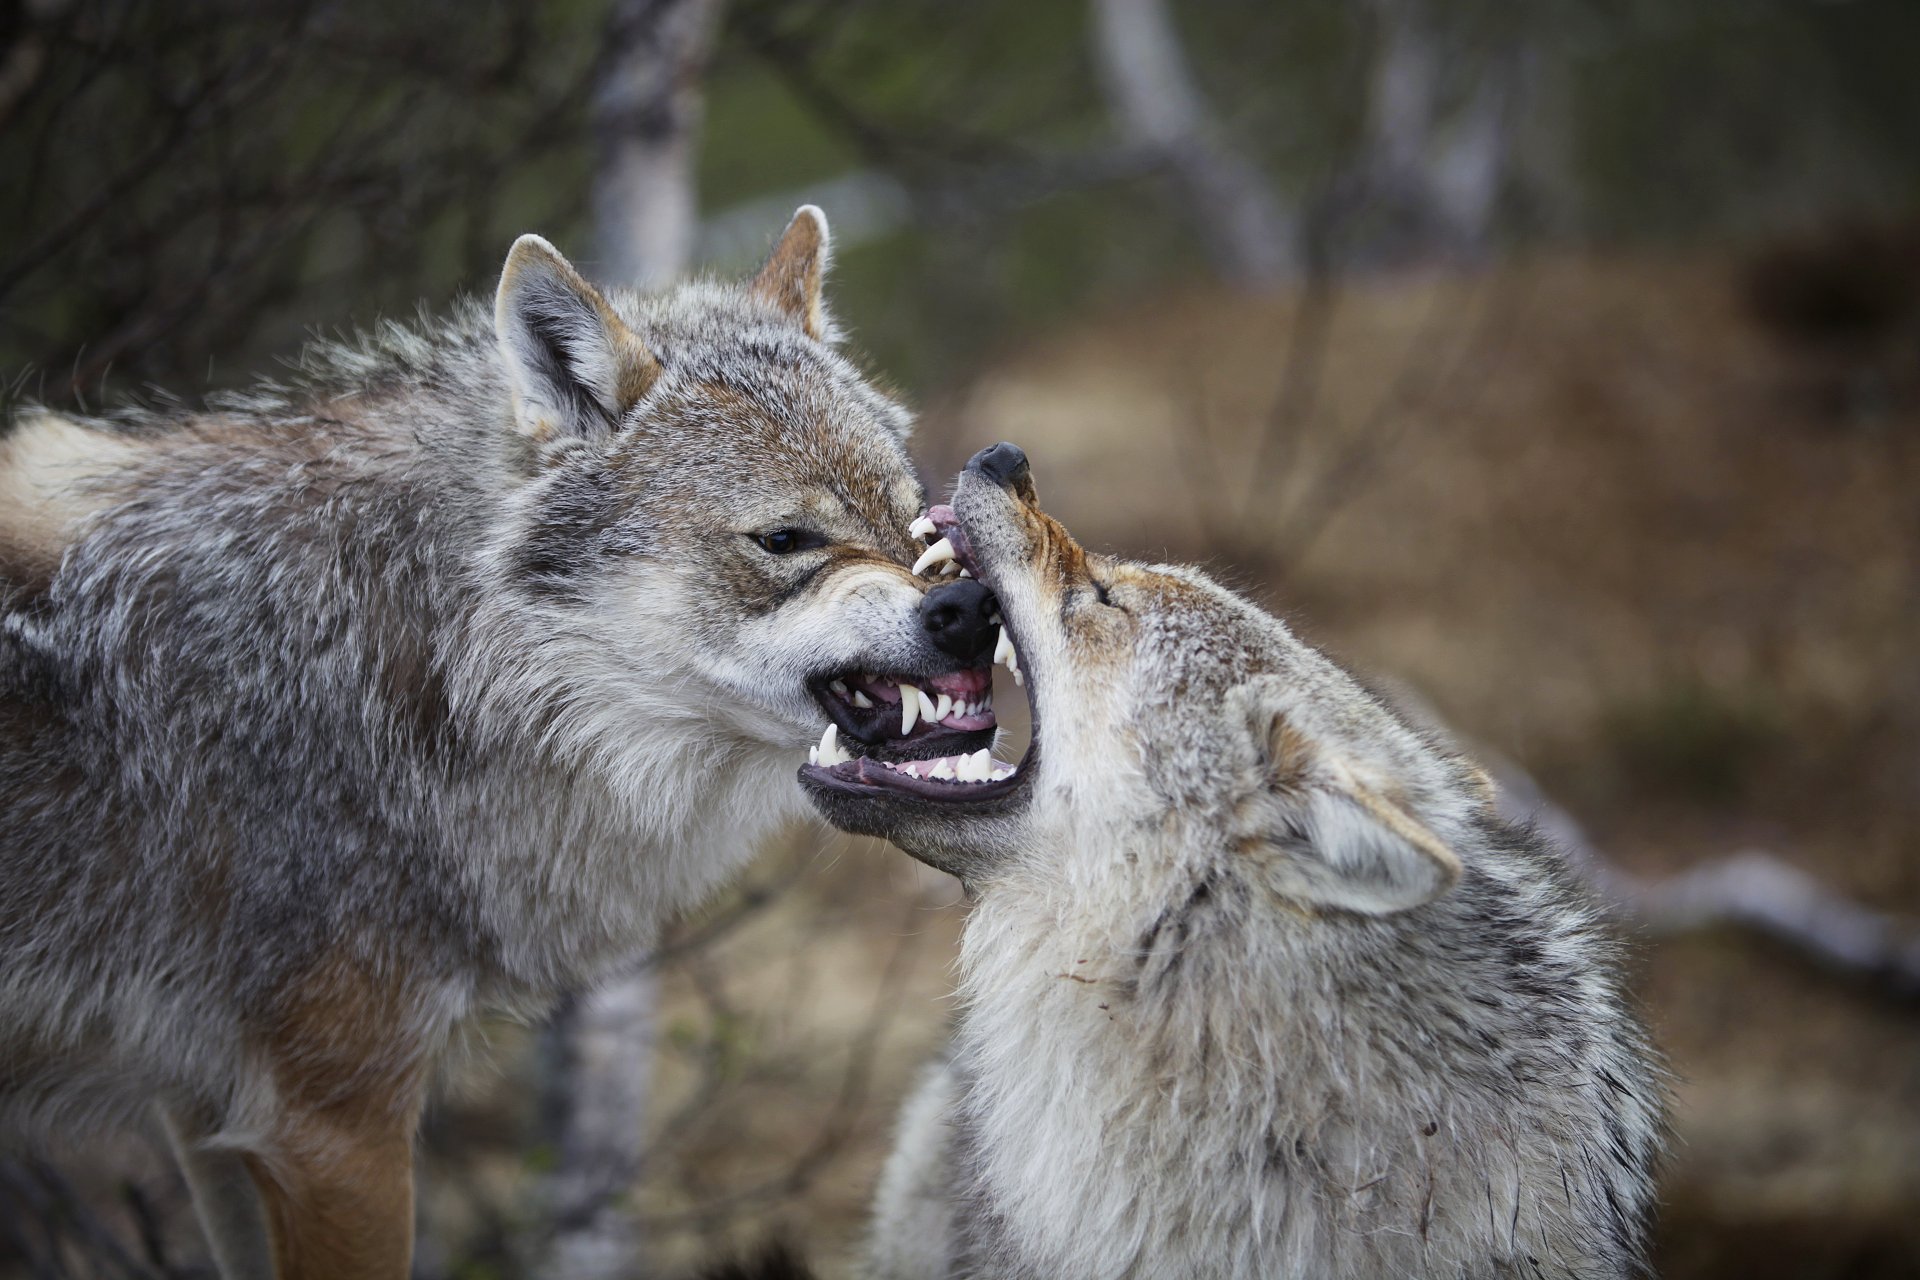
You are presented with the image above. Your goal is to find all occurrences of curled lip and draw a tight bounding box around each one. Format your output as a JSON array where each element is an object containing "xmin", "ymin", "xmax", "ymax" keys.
[
  {"xmin": 808, "ymin": 664, "xmax": 995, "ymax": 762},
  {"xmin": 799, "ymin": 490, "xmax": 1038, "ymax": 804}
]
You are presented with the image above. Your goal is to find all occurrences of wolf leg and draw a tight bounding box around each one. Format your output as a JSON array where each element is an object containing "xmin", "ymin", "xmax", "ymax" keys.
[
  {"xmin": 162, "ymin": 1107, "xmax": 277, "ymax": 1280},
  {"xmin": 244, "ymin": 1113, "xmax": 417, "ymax": 1280}
]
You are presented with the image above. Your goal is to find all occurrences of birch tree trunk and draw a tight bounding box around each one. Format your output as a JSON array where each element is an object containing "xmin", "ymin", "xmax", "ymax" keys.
[
  {"xmin": 591, "ymin": 0, "xmax": 726, "ymax": 289},
  {"xmin": 1351, "ymin": 0, "xmax": 1523, "ymax": 262},
  {"xmin": 537, "ymin": 3, "xmax": 723, "ymax": 1276},
  {"xmin": 1089, "ymin": 0, "xmax": 1294, "ymax": 286}
]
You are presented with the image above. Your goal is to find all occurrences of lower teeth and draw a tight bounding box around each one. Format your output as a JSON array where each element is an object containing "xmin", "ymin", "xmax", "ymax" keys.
[{"xmin": 883, "ymin": 750, "xmax": 1015, "ymax": 783}]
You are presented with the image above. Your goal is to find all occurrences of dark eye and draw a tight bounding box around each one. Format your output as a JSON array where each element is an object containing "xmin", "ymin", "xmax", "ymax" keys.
[{"xmin": 752, "ymin": 528, "xmax": 819, "ymax": 555}]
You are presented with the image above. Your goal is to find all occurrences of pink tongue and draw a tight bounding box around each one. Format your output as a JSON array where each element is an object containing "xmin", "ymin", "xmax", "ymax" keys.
[{"xmin": 925, "ymin": 667, "xmax": 991, "ymax": 698}]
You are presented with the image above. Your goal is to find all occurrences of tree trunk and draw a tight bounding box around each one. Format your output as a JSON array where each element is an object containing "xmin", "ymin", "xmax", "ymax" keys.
[
  {"xmin": 1089, "ymin": 0, "xmax": 1293, "ymax": 286},
  {"xmin": 537, "ymin": 4, "xmax": 723, "ymax": 1277},
  {"xmin": 590, "ymin": 0, "xmax": 726, "ymax": 289}
]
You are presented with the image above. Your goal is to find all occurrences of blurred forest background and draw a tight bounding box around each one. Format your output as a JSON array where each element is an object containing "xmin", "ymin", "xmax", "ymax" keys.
[{"xmin": 2, "ymin": 0, "xmax": 1918, "ymax": 1276}]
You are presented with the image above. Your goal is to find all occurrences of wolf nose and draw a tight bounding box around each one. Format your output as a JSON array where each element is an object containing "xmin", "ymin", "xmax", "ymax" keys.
[
  {"xmin": 966, "ymin": 442, "xmax": 1029, "ymax": 488},
  {"xmin": 920, "ymin": 577, "xmax": 998, "ymax": 662}
]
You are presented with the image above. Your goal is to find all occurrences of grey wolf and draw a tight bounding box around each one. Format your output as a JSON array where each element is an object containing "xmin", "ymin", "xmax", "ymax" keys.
[
  {"xmin": 804, "ymin": 444, "xmax": 1668, "ymax": 1278},
  {"xmin": 0, "ymin": 208, "xmax": 1002, "ymax": 1278}
]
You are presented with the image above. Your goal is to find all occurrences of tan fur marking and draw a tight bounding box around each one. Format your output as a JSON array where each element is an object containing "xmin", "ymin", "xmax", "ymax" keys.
[
  {"xmin": 751, "ymin": 207, "xmax": 829, "ymax": 339},
  {"xmin": 265, "ymin": 950, "xmax": 430, "ymax": 1122},
  {"xmin": 0, "ymin": 413, "xmax": 145, "ymax": 570},
  {"xmin": 246, "ymin": 951, "xmax": 429, "ymax": 1279},
  {"xmin": 1265, "ymin": 716, "xmax": 1317, "ymax": 789},
  {"xmin": 596, "ymin": 294, "xmax": 663, "ymax": 409},
  {"xmin": 1348, "ymin": 780, "xmax": 1465, "ymax": 886},
  {"xmin": 246, "ymin": 1125, "xmax": 414, "ymax": 1280}
]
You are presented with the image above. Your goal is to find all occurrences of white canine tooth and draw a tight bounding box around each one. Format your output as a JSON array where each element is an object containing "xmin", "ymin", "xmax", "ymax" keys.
[
  {"xmin": 829, "ymin": 678, "xmax": 849, "ymax": 696},
  {"xmin": 917, "ymin": 687, "xmax": 939, "ymax": 725},
  {"xmin": 816, "ymin": 722, "xmax": 851, "ymax": 767},
  {"xmin": 940, "ymin": 561, "xmax": 961, "ymax": 577},
  {"xmin": 909, "ymin": 514, "xmax": 937, "ymax": 540},
  {"xmin": 930, "ymin": 758, "xmax": 956, "ymax": 781},
  {"xmin": 994, "ymin": 627, "xmax": 1014, "ymax": 667},
  {"xmin": 900, "ymin": 683, "xmax": 920, "ymax": 734},
  {"xmin": 934, "ymin": 693, "xmax": 953, "ymax": 723},
  {"xmin": 852, "ymin": 690, "xmax": 873, "ymax": 709},
  {"xmin": 808, "ymin": 745, "xmax": 819, "ymax": 766},
  {"xmin": 958, "ymin": 567, "xmax": 972, "ymax": 578},
  {"xmin": 912, "ymin": 537, "xmax": 956, "ymax": 576}
]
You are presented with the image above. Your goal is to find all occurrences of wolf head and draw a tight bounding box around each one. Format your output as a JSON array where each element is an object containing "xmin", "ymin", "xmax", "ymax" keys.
[
  {"xmin": 801, "ymin": 443, "xmax": 1490, "ymax": 911},
  {"xmin": 478, "ymin": 209, "xmax": 997, "ymax": 781}
]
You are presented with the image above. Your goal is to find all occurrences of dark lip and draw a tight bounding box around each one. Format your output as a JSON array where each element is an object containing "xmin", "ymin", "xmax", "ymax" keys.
[
  {"xmin": 799, "ymin": 751, "xmax": 1029, "ymax": 804},
  {"xmin": 800, "ymin": 485, "xmax": 1042, "ymax": 806}
]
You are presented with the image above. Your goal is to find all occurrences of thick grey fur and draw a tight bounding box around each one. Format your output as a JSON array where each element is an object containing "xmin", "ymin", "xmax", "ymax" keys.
[{"xmin": 0, "ymin": 211, "xmax": 944, "ymax": 1254}]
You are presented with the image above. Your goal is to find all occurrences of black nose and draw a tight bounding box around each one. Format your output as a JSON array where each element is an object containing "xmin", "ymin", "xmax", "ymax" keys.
[
  {"xmin": 966, "ymin": 442, "xmax": 1029, "ymax": 488},
  {"xmin": 920, "ymin": 577, "xmax": 998, "ymax": 662}
]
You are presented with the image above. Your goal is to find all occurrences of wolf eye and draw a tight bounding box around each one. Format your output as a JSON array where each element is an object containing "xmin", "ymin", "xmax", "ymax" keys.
[{"xmin": 752, "ymin": 528, "xmax": 821, "ymax": 555}]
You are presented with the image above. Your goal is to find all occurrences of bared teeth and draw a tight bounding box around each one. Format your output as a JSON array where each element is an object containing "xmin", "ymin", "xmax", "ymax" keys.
[
  {"xmin": 929, "ymin": 758, "xmax": 956, "ymax": 781},
  {"xmin": 852, "ymin": 690, "xmax": 873, "ymax": 709},
  {"xmin": 899, "ymin": 683, "xmax": 921, "ymax": 734},
  {"xmin": 829, "ymin": 678, "xmax": 849, "ymax": 697},
  {"xmin": 933, "ymin": 693, "xmax": 953, "ymax": 723},
  {"xmin": 810, "ymin": 722, "xmax": 852, "ymax": 768},
  {"xmin": 916, "ymin": 687, "xmax": 939, "ymax": 726},
  {"xmin": 909, "ymin": 514, "xmax": 937, "ymax": 540},
  {"xmin": 912, "ymin": 538, "xmax": 956, "ymax": 577}
]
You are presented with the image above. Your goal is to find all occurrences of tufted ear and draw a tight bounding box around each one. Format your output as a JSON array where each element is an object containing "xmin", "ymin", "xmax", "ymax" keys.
[
  {"xmin": 1236, "ymin": 677, "xmax": 1462, "ymax": 916},
  {"xmin": 495, "ymin": 234, "xmax": 662, "ymax": 441},
  {"xmin": 749, "ymin": 205, "xmax": 833, "ymax": 340}
]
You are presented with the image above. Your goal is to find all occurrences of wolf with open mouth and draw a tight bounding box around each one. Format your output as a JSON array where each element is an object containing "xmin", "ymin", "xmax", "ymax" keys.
[
  {"xmin": 802, "ymin": 445, "xmax": 1667, "ymax": 1280},
  {"xmin": 0, "ymin": 206, "xmax": 1005, "ymax": 1278}
]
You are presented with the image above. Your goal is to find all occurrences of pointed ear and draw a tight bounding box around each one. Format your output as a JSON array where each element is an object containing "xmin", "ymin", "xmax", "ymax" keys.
[
  {"xmin": 495, "ymin": 234, "xmax": 662, "ymax": 441},
  {"xmin": 1237, "ymin": 678, "xmax": 1462, "ymax": 916},
  {"xmin": 749, "ymin": 205, "xmax": 832, "ymax": 340}
]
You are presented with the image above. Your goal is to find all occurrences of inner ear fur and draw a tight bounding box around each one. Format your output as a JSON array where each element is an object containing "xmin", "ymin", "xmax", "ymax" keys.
[
  {"xmin": 494, "ymin": 234, "xmax": 661, "ymax": 441},
  {"xmin": 1240, "ymin": 677, "xmax": 1463, "ymax": 916},
  {"xmin": 749, "ymin": 205, "xmax": 832, "ymax": 340}
]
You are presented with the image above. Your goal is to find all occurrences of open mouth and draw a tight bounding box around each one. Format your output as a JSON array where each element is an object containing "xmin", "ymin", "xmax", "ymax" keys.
[
  {"xmin": 800, "ymin": 501, "xmax": 1035, "ymax": 804},
  {"xmin": 808, "ymin": 662, "xmax": 997, "ymax": 759}
]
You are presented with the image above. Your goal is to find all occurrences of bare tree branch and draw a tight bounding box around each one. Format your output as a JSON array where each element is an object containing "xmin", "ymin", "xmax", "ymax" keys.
[
  {"xmin": 1486, "ymin": 748, "xmax": 1920, "ymax": 1002},
  {"xmin": 1089, "ymin": 0, "xmax": 1294, "ymax": 285}
]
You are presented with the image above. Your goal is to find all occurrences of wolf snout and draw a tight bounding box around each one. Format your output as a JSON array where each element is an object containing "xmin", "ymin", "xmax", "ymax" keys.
[
  {"xmin": 920, "ymin": 577, "xmax": 999, "ymax": 662},
  {"xmin": 966, "ymin": 441, "xmax": 1029, "ymax": 488}
]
